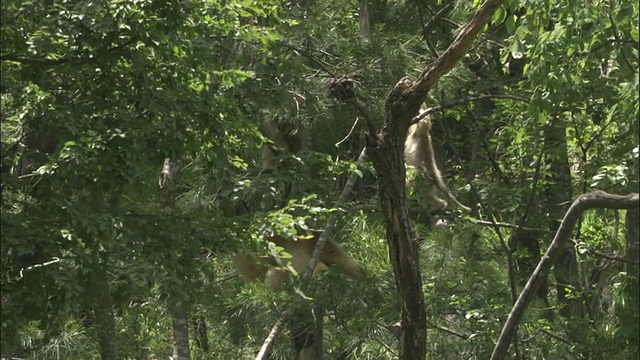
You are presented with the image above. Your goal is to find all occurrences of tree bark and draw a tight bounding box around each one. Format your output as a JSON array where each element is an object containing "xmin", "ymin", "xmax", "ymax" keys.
[
  {"xmin": 258, "ymin": 0, "xmax": 504, "ymax": 357},
  {"xmin": 366, "ymin": 96, "xmax": 425, "ymax": 357},
  {"xmin": 544, "ymin": 117, "xmax": 583, "ymax": 317},
  {"xmin": 171, "ymin": 306, "xmax": 191, "ymax": 360},
  {"xmin": 510, "ymin": 228, "xmax": 549, "ymax": 307},
  {"xmin": 92, "ymin": 265, "xmax": 118, "ymax": 360},
  {"xmin": 193, "ymin": 315, "xmax": 209, "ymax": 352},
  {"xmin": 360, "ymin": 0, "xmax": 505, "ymax": 357},
  {"xmin": 491, "ymin": 191, "xmax": 639, "ymax": 360},
  {"xmin": 159, "ymin": 158, "xmax": 191, "ymax": 360},
  {"xmin": 623, "ymin": 183, "xmax": 639, "ymax": 358},
  {"xmin": 290, "ymin": 313, "xmax": 316, "ymax": 360},
  {"xmin": 312, "ymin": 302, "xmax": 324, "ymax": 359},
  {"xmin": 358, "ymin": 0, "xmax": 369, "ymax": 37},
  {"xmin": 625, "ymin": 206, "xmax": 639, "ymax": 279}
]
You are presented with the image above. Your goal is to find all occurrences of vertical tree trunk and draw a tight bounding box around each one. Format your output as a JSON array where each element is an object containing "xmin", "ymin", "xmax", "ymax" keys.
[
  {"xmin": 622, "ymin": 184, "xmax": 639, "ymax": 358},
  {"xmin": 291, "ymin": 319, "xmax": 315, "ymax": 360},
  {"xmin": 288, "ymin": 304, "xmax": 323, "ymax": 360},
  {"xmin": 544, "ymin": 118, "xmax": 583, "ymax": 317},
  {"xmin": 345, "ymin": 0, "xmax": 503, "ymax": 357},
  {"xmin": 92, "ymin": 265, "xmax": 118, "ymax": 360},
  {"xmin": 625, "ymin": 206, "xmax": 639, "ymax": 279},
  {"xmin": 171, "ymin": 306, "xmax": 191, "ymax": 360},
  {"xmin": 159, "ymin": 158, "xmax": 191, "ymax": 360},
  {"xmin": 358, "ymin": 0, "xmax": 369, "ymax": 38},
  {"xmin": 510, "ymin": 228, "xmax": 549, "ymax": 307},
  {"xmin": 366, "ymin": 87, "xmax": 427, "ymax": 360}
]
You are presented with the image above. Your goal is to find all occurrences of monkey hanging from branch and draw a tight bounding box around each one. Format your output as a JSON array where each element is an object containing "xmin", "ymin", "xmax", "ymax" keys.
[
  {"xmin": 232, "ymin": 234, "xmax": 362, "ymax": 288},
  {"xmin": 404, "ymin": 110, "xmax": 471, "ymax": 213}
]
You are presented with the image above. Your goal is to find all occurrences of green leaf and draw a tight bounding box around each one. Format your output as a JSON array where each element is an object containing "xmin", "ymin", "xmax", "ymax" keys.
[
  {"xmin": 510, "ymin": 37, "xmax": 524, "ymax": 59},
  {"xmin": 492, "ymin": 6, "xmax": 507, "ymax": 26},
  {"xmin": 505, "ymin": 14, "xmax": 517, "ymax": 34}
]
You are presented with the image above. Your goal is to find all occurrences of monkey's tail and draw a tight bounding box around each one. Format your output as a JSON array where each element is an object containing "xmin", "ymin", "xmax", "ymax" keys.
[{"xmin": 434, "ymin": 179, "xmax": 471, "ymax": 213}]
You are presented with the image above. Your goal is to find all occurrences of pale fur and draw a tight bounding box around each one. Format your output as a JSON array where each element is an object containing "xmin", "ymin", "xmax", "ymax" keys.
[
  {"xmin": 404, "ymin": 118, "xmax": 471, "ymax": 212},
  {"xmin": 233, "ymin": 235, "xmax": 362, "ymax": 289}
]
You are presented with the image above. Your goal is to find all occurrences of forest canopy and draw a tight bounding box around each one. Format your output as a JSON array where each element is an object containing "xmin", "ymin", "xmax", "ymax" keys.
[{"xmin": 1, "ymin": 0, "xmax": 638, "ymax": 359}]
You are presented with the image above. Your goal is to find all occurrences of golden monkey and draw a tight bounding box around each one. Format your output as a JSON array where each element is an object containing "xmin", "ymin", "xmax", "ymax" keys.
[
  {"xmin": 232, "ymin": 234, "xmax": 362, "ymax": 288},
  {"xmin": 404, "ymin": 117, "xmax": 471, "ymax": 213}
]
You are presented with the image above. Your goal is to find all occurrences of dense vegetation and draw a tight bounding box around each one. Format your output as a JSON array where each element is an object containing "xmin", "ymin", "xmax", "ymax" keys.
[{"xmin": 1, "ymin": 0, "xmax": 638, "ymax": 359}]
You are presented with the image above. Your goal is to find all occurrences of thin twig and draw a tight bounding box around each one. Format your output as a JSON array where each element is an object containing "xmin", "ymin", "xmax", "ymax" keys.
[
  {"xmin": 537, "ymin": 327, "xmax": 573, "ymax": 347},
  {"xmin": 351, "ymin": 97, "xmax": 378, "ymax": 138},
  {"xmin": 413, "ymin": 94, "xmax": 529, "ymax": 123},
  {"xmin": 427, "ymin": 321, "xmax": 469, "ymax": 339},
  {"xmin": 335, "ymin": 118, "xmax": 360, "ymax": 148},
  {"xmin": 17, "ymin": 257, "xmax": 61, "ymax": 280},
  {"xmin": 474, "ymin": 220, "xmax": 553, "ymax": 233},
  {"xmin": 275, "ymin": 41, "xmax": 336, "ymax": 78}
]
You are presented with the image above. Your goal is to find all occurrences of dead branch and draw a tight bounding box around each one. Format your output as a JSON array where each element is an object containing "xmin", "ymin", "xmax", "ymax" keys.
[
  {"xmin": 302, "ymin": 147, "xmax": 368, "ymax": 279},
  {"xmin": 415, "ymin": 0, "xmax": 505, "ymax": 94}
]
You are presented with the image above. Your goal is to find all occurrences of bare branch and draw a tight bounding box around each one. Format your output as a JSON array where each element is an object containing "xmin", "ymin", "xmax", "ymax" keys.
[
  {"xmin": 17, "ymin": 257, "xmax": 62, "ymax": 281},
  {"xmin": 335, "ymin": 118, "xmax": 360, "ymax": 148},
  {"xmin": 474, "ymin": 220, "xmax": 552, "ymax": 233},
  {"xmin": 256, "ymin": 318, "xmax": 286, "ymax": 360},
  {"xmin": 302, "ymin": 147, "xmax": 368, "ymax": 279},
  {"xmin": 491, "ymin": 191, "xmax": 639, "ymax": 360},
  {"xmin": 351, "ymin": 97, "xmax": 379, "ymax": 138},
  {"xmin": 275, "ymin": 41, "xmax": 336, "ymax": 78},
  {"xmin": 415, "ymin": 0, "xmax": 505, "ymax": 93},
  {"xmin": 413, "ymin": 94, "xmax": 529, "ymax": 123}
]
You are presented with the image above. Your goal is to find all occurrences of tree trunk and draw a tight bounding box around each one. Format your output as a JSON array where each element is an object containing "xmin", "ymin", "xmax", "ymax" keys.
[
  {"xmin": 159, "ymin": 158, "xmax": 191, "ymax": 360},
  {"xmin": 365, "ymin": 79, "xmax": 427, "ymax": 360},
  {"xmin": 544, "ymin": 117, "xmax": 583, "ymax": 317},
  {"xmin": 510, "ymin": 228, "xmax": 549, "ymax": 307},
  {"xmin": 290, "ymin": 315, "xmax": 316, "ymax": 360},
  {"xmin": 622, "ymin": 185, "xmax": 639, "ymax": 358},
  {"xmin": 358, "ymin": 0, "xmax": 369, "ymax": 37},
  {"xmin": 312, "ymin": 302, "xmax": 324, "ymax": 359},
  {"xmin": 360, "ymin": 0, "xmax": 505, "ymax": 357},
  {"xmin": 92, "ymin": 265, "xmax": 118, "ymax": 360},
  {"xmin": 171, "ymin": 306, "xmax": 191, "ymax": 360},
  {"xmin": 625, "ymin": 206, "xmax": 639, "ymax": 280}
]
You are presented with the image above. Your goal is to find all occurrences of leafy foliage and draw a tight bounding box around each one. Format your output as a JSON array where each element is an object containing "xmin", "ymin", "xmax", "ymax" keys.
[{"xmin": 1, "ymin": 0, "xmax": 637, "ymax": 358}]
